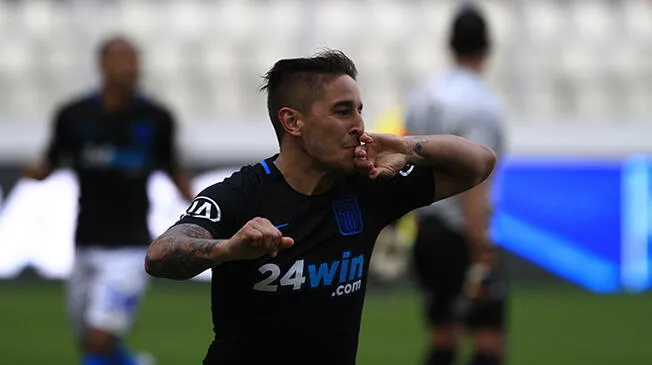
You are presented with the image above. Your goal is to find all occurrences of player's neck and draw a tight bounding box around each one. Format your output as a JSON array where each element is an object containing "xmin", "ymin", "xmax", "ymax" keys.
[
  {"xmin": 455, "ymin": 56, "xmax": 485, "ymax": 75},
  {"xmin": 274, "ymin": 149, "xmax": 339, "ymax": 196},
  {"xmin": 101, "ymin": 87, "xmax": 134, "ymax": 111}
]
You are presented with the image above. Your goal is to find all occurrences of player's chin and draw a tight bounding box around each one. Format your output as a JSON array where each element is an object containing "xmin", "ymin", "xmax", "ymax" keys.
[
  {"xmin": 328, "ymin": 151, "xmax": 354, "ymax": 173},
  {"xmin": 338, "ymin": 162, "xmax": 357, "ymax": 175},
  {"xmin": 116, "ymin": 77, "xmax": 137, "ymax": 91},
  {"xmin": 334, "ymin": 158, "xmax": 358, "ymax": 175}
]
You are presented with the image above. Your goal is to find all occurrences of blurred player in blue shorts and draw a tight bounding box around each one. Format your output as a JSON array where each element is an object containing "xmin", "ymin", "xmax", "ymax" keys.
[
  {"xmin": 405, "ymin": 4, "xmax": 508, "ymax": 365},
  {"xmin": 24, "ymin": 36, "xmax": 193, "ymax": 365},
  {"xmin": 144, "ymin": 49, "xmax": 497, "ymax": 365}
]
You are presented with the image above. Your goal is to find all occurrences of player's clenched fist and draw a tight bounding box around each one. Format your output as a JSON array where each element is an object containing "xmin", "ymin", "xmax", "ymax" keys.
[{"xmin": 224, "ymin": 217, "xmax": 294, "ymax": 261}]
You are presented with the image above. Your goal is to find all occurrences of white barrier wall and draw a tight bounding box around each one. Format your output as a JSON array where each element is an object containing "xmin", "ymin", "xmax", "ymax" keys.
[{"xmin": 0, "ymin": 167, "xmax": 240, "ymax": 281}]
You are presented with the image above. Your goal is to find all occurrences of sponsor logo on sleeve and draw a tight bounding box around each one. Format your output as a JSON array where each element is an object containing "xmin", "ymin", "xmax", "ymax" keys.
[{"xmin": 182, "ymin": 196, "xmax": 221, "ymax": 222}]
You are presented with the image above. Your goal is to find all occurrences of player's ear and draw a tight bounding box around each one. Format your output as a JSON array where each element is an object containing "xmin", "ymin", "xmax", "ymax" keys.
[{"xmin": 278, "ymin": 107, "xmax": 303, "ymax": 137}]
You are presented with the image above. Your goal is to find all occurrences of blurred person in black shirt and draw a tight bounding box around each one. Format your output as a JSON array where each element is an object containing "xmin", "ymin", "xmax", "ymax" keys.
[
  {"xmin": 145, "ymin": 49, "xmax": 497, "ymax": 365},
  {"xmin": 25, "ymin": 36, "xmax": 193, "ymax": 365}
]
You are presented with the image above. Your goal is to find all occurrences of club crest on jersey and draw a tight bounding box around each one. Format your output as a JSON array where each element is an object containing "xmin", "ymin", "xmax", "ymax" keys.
[
  {"xmin": 332, "ymin": 198, "xmax": 363, "ymax": 236},
  {"xmin": 183, "ymin": 196, "xmax": 221, "ymax": 222}
]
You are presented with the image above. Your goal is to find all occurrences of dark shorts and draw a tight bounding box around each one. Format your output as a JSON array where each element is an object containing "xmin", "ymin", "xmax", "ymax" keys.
[{"xmin": 412, "ymin": 216, "xmax": 507, "ymax": 329}]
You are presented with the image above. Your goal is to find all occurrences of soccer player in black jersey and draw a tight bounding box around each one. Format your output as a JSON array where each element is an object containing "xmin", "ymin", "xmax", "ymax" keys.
[
  {"xmin": 25, "ymin": 36, "xmax": 193, "ymax": 365},
  {"xmin": 145, "ymin": 50, "xmax": 496, "ymax": 365}
]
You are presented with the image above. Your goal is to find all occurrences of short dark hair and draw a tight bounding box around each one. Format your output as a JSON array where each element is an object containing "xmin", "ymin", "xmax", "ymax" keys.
[
  {"xmin": 449, "ymin": 5, "xmax": 490, "ymax": 56},
  {"xmin": 97, "ymin": 36, "xmax": 137, "ymax": 63},
  {"xmin": 260, "ymin": 49, "xmax": 358, "ymax": 143}
]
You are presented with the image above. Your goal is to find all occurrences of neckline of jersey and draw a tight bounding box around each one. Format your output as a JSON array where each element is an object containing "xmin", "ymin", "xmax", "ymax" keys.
[{"xmin": 262, "ymin": 154, "xmax": 345, "ymax": 199}]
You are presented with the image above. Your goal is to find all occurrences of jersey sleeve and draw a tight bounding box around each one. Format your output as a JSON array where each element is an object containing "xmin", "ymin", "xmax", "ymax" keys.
[
  {"xmin": 45, "ymin": 108, "xmax": 73, "ymax": 167},
  {"xmin": 366, "ymin": 164, "xmax": 435, "ymax": 225},
  {"xmin": 173, "ymin": 182, "xmax": 248, "ymax": 239}
]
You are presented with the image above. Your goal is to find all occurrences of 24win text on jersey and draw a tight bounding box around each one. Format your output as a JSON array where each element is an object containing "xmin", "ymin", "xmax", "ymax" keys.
[{"xmin": 253, "ymin": 251, "xmax": 364, "ymax": 297}]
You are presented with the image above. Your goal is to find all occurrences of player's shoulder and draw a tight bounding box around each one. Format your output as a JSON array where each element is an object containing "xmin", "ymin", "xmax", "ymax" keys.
[
  {"xmin": 137, "ymin": 95, "xmax": 170, "ymax": 113},
  {"xmin": 439, "ymin": 71, "xmax": 503, "ymax": 119},
  {"xmin": 224, "ymin": 162, "xmax": 267, "ymax": 191},
  {"xmin": 465, "ymin": 91, "xmax": 504, "ymax": 125},
  {"xmin": 406, "ymin": 74, "xmax": 440, "ymax": 106},
  {"xmin": 464, "ymin": 78, "xmax": 502, "ymax": 113},
  {"xmin": 457, "ymin": 73, "xmax": 503, "ymax": 115},
  {"xmin": 54, "ymin": 92, "xmax": 99, "ymax": 117},
  {"xmin": 135, "ymin": 94, "xmax": 176, "ymax": 120},
  {"xmin": 200, "ymin": 159, "xmax": 271, "ymax": 199}
]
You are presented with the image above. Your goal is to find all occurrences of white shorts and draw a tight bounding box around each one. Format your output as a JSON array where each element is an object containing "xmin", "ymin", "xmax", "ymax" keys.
[{"xmin": 66, "ymin": 246, "xmax": 149, "ymax": 338}]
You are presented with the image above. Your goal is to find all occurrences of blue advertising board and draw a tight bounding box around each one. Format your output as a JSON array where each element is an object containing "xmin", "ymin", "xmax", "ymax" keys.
[{"xmin": 491, "ymin": 156, "xmax": 651, "ymax": 293}]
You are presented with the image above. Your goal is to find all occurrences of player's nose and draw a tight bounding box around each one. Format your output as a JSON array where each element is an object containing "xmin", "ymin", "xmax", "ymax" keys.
[
  {"xmin": 349, "ymin": 125, "xmax": 364, "ymax": 139},
  {"xmin": 348, "ymin": 114, "xmax": 365, "ymax": 138}
]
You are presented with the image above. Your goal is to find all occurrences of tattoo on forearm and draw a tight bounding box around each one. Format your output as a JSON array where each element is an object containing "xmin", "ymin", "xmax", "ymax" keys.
[
  {"xmin": 415, "ymin": 142, "xmax": 423, "ymax": 154},
  {"xmin": 414, "ymin": 137, "xmax": 429, "ymax": 156},
  {"xmin": 145, "ymin": 224, "xmax": 220, "ymax": 280},
  {"xmin": 178, "ymin": 224, "xmax": 213, "ymax": 239}
]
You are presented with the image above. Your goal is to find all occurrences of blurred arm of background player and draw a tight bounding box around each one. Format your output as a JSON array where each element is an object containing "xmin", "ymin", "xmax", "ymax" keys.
[
  {"xmin": 167, "ymin": 165, "xmax": 193, "ymax": 202},
  {"xmin": 463, "ymin": 182, "xmax": 491, "ymax": 260},
  {"xmin": 160, "ymin": 112, "xmax": 194, "ymax": 202},
  {"xmin": 24, "ymin": 161, "xmax": 53, "ymax": 180},
  {"xmin": 457, "ymin": 116, "xmax": 501, "ymax": 264},
  {"xmin": 23, "ymin": 111, "xmax": 64, "ymax": 181}
]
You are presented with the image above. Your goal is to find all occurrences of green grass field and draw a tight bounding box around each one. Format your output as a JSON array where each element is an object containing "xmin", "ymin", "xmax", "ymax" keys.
[{"xmin": 1, "ymin": 279, "xmax": 651, "ymax": 365}]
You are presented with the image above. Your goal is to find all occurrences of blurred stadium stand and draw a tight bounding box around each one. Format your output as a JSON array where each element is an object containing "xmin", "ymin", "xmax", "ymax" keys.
[
  {"xmin": 0, "ymin": 0, "xmax": 649, "ymax": 123},
  {"xmin": 0, "ymin": 0, "xmax": 651, "ymax": 164}
]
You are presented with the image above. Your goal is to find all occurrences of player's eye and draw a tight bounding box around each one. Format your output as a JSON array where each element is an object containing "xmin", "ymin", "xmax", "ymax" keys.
[{"xmin": 335, "ymin": 109, "xmax": 350, "ymax": 116}]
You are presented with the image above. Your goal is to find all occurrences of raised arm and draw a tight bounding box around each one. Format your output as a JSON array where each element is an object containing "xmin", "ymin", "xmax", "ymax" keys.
[
  {"xmin": 145, "ymin": 223, "xmax": 226, "ymax": 280},
  {"xmin": 355, "ymin": 133, "xmax": 496, "ymax": 203},
  {"xmin": 405, "ymin": 134, "xmax": 496, "ymax": 202}
]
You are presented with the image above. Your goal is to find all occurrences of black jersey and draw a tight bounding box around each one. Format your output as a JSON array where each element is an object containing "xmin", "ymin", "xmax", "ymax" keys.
[
  {"xmin": 175, "ymin": 155, "xmax": 435, "ymax": 365},
  {"xmin": 46, "ymin": 93, "xmax": 177, "ymax": 247}
]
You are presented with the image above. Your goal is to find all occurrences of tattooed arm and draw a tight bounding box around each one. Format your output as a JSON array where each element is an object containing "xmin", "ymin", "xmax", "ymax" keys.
[
  {"xmin": 145, "ymin": 218, "xmax": 295, "ymax": 280},
  {"xmin": 356, "ymin": 133, "xmax": 495, "ymax": 202},
  {"xmin": 145, "ymin": 223, "xmax": 227, "ymax": 280},
  {"xmin": 405, "ymin": 134, "xmax": 496, "ymax": 202}
]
